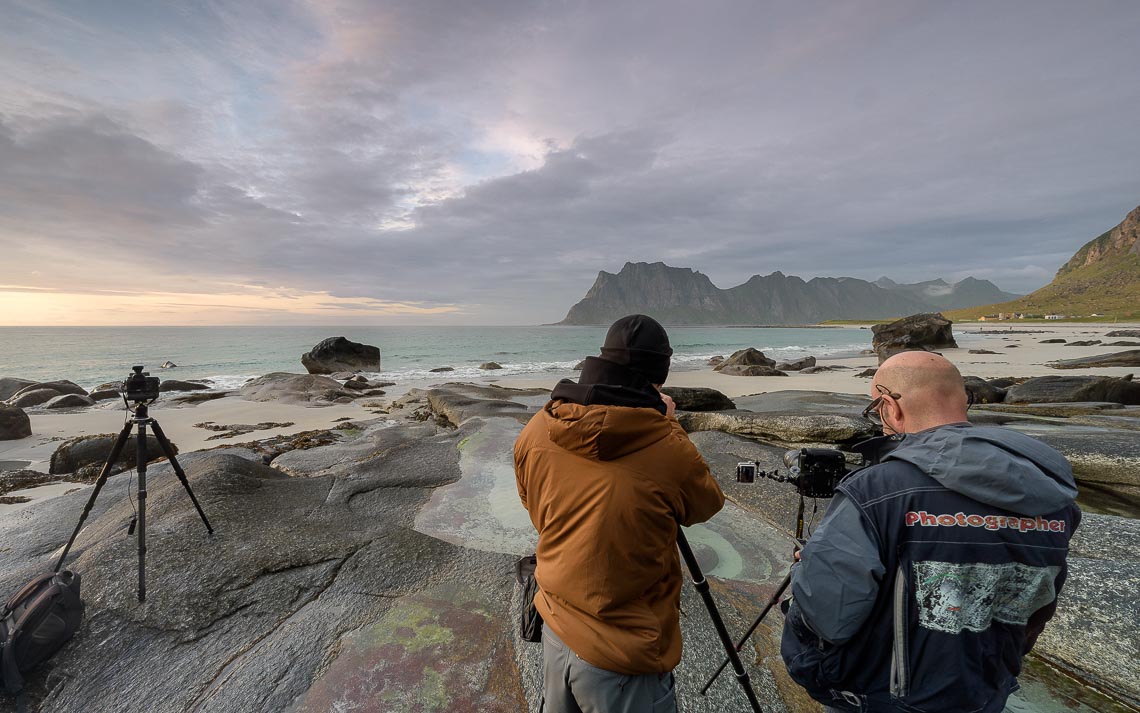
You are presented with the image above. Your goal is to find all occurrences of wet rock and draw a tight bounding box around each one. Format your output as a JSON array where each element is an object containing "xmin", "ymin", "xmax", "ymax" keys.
[
  {"xmin": 0, "ymin": 377, "xmax": 35, "ymax": 401},
  {"xmin": 661, "ymin": 387, "xmax": 735, "ymax": 412},
  {"xmin": 0, "ymin": 469, "xmax": 60, "ymax": 496},
  {"xmin": 426, "ymin": 389, "xmax": 533, "ymax": 427},
  {"xmin": 678, "ymin": 409, "xmax": 874, "ymax": 446},
  {"xmin": 969, "ymin": 349, "xmax": 999, "ymax": 354},
  {"xmin": 1047, "ymin": 350, "xmax": 1140, "ymax": 369},
  {"xmin": 1066, "ymin": 340, "xmax": 1102, "ymax": 347},
  {"xmin": 774, "ymin": 356, "xmax": 816, "ymax": 371},
  {"xmin": 1040, "ymin": 339, "xmax": 1067, "ymax": 344},
  {"xmin": 1005, "ymin": 344, "xmax": 1021, "ymax": 348},
  {"xmin": 49, "ymin": 432, "xmax": 175, "ymax": 481},
  {"xmin": 963, "ymin": 376, "xmax": 1007, "ymax": 405},
  {"xmin": 158, "ymin": 379, "xmax": 210, "ymax": 392},
  {"xmin": 301, "ymin": 336, "xmax": 381, "ymax": 375},
  {"xmin": 88, "ymin": 390, "xmax": 121, "ymax": 401},
  {"xmin": 707, "ymin": 355, "xmax": 725, "ymax": 367},
  {"xmin": 0, "ymin": 405, "xmax": 32, "ymax": 440},
  {"xmin": 1105, "ymin": 330, "xmax": 1140, "ymax": 338},
  {"xmin": 480, "ymin": 362, "xmax": 503, "ymax": 370},
  {"xmin": 240, "ymin": 372, "xmax": 356, "ymax": 406},
  {"xmin": 44, "ymin": 394, "xmax": 97, "ymax": 409},
  {"xmin": 573, "ymin": 359, "xmax": 586, "ymax": 370},
  {"xmin": 161, "ymin": 361, "xmax": 177, "ymax": 368},
  {"xmin": 1005, "ymin": 375, "xmax": 1140, "ymax": 405},
  {"xmin": 871, "ymin": 313, "xmax": 957, "ymax": 363},
  {"xmin": 430, "ymin": 366, "xmax": 455, "ymax": 373},
  {"xmin": 714, "ymin": 348, "xmax": 775, "ymax": 372}
]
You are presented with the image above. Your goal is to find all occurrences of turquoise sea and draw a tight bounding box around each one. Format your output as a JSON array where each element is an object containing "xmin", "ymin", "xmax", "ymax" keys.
[{"xmin": 0, "ymin": 325, "xmax": 870, "ymax": 391}]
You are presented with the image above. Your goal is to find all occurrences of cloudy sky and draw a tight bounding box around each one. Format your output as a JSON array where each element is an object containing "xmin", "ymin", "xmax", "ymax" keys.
[{"xmin": 1, "ymin": 0, "xmax": 1138, "ymax": 325}]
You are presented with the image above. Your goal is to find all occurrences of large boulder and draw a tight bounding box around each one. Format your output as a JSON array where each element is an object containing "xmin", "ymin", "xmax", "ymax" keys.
[
  {"xmin": 871, "ymin": 313, "xmax": 957, "ymax": 363},
  {"xmin": 0, "ymin": 405, "xmax": 32, "ymax": 440},
  {"xmin": 301, "ymin": 337, "xmax": 381, "ymax": 375},
  {"xmin": 714, "ymin": 348, "xmax": 775, "ymax": 372},
  {"xmin": 9, "ymin": 380, "xmax": 88, "ymax": 400},
  {"xmin": 240, "ymin": 373, "xmax": 357, "ymax": 406},
  {"xmin": 660, "ymin": 387, "xmax": 736, "ymax": 412},
  {"xmin": 678, "ymin": 410, "xmax": 874, "ymax": 446},
  {"xmin": 774, "ymin": 356, "xmax": 816, "ymax": 371},
  {"xmin": 1046, "ymin": 350, "xmax": 1140, "ymax": 369},
  {"xmin": 44, "ymin": 394, "xmax": 97, "ymax": 409},
  {"xmin": 8, "ymin": 389, "xmax": 63, "ymax": 408},
  {"xmin": 1005, "ymin": 375, "xmax": 1140, "ymax": 405},
  {"xmin": 49, "ymin": 432, "xmax": 175, "ymax": 481},
  {"xmin": 963, "ymin": 376, "xmax": 1006, "ymax": 405},
  {"xmin": 0, "ymin": 377, "xmax": 35, "ymax": 402}
]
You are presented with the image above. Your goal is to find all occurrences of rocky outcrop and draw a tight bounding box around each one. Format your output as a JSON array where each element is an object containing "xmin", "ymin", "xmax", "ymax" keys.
[
  {"xmin": 660, "ymin": 387, "xmax": 735, "ymax": 412},
  {"xmin": 430, "ymin": 367, "xmax": 455, "ymax": 373},
  {"xmin": 8, "ymin": 389, "xmax": 62, "ymax": 408},
  {"xmin": 714, "ymin": 348, "xmax": 775, "ymax": 372},
  {"xmin": 0, "ymin": 405, "xmax": 32, "ymax": 440},
  {"xmin": 8, "ymin": 380, "xmax": 87, "ymax": 400},
  {"xmin": 301, "ymin": 336, "xmax": 381, "ymax": 375},
  {"xmin": 1047, "ymin": 350, "xmax": 1140, "ymax": 369},
  {"xmin": 240, "ymin": 373, "xmax": 357, "ymax": 406},
  {"xmin": 678, "ymin": 409, "xmax": 874, "ymax": 446},
  {"xmin": 1040, "ymin": 338, "xmax": 1067, "ymax": 343},
  {"xmin": 88, "ymin": 390, "xmax": 121, "ymax": 401},
  {"xmin": 871, "ymin": 313, "xmax": 957, "ymax": 363},
  {"xmin": 1106, "ymin": 330, "xmax": 1140, "ymax": 338},
  {"xmin": 721, "ymin": 365, "xmax": 788, "ymax": 376},
  {"xmin": 1005, "ymin": 375, "xmax": 1140, "ymax": 405},
  {"xmin": 1066, "ymin": 340, "xmax": 1102, "ymax": 347},
  {"xmin": 158, "ymin": 380, "xmax": 209, "ymax": 392},
  {"xmin": 49, "ymin": 432, "xmax": 175, "ymax": 481},
  {"xmin": 0, "ymin": 377, "xmax": 35, "ymax": 402},
  {"xmin": 479, "ymin": 362, "xmax": 503, "ymax": 370},
  {"xmin": 774, "ymin": 356, "xmax": 816, "ymax": 371},
  {"xmin": 963, "ymin": 376, "xmax": 1006, "ymax": 405},
  {"xmin": 44, "ymin": 394, "xmax": 96, "ymax": 409}
]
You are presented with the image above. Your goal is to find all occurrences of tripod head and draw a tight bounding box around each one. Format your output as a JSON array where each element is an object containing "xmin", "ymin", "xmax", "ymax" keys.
[{"xmin": 735, "ymin": 448, "xmax": 850, "ymax": 499}]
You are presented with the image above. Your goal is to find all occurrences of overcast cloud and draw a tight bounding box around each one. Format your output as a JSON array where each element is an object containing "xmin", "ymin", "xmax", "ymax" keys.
[{"xmin": 1, "ymin": 0, "xmax": 1139, "ymax": 324}]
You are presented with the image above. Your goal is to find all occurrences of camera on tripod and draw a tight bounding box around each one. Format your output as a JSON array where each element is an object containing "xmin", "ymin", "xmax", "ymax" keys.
[
  {"xmin": 122, "ymin": 365, "xmax": 160, "ymax": 403},
  {"xmin": 735, "ymin": 448, "xmax": 849, "ymax": 499}
]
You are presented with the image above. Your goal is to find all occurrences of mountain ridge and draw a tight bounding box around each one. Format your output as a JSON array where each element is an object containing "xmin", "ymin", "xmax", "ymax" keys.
[{"xmin": 559, "ymin": 262, "xmax": 1018, "ymax": 325}]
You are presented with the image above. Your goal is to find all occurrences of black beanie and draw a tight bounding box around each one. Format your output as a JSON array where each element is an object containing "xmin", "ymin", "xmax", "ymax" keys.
[{"xmin": 598, "ymin": 314, "xmax": 673, "ymax": 385}]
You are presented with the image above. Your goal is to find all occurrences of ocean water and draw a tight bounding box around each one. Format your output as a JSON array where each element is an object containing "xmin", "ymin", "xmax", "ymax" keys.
[{"xmin": 0, "ymin": 325, "xmax": 870, "ymax": 391}]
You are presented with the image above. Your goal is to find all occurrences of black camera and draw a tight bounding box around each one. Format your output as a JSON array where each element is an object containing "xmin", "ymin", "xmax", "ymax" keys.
[
  {"xmin": 122, "ymin": 365, "xmax": 160, "ymax": 403},
  {"xmin": 736, "ymin": 448, "xmax": 849, "ymax": 498}
]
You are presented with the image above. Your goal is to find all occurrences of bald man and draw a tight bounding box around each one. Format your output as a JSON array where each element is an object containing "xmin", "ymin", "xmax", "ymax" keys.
[{"xmin": 780, "ymin": 352, "xmax": 1081, "ymax": 713}]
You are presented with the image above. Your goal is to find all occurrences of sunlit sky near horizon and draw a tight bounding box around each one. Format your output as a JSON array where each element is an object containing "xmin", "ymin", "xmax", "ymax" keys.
[{"xmin": 1, "ymin": 0, "xmax": 1139, "ymax": 326}]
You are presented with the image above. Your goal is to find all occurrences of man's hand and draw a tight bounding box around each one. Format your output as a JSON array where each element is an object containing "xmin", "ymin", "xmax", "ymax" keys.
[{"xmin": 660, "ymin": 392, "xmax": 676, "ymax": 418}]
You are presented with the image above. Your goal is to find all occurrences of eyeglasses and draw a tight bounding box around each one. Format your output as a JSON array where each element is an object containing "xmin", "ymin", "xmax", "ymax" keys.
[{"xmin": 862, "ymin": 384, "xmax": 902, "ymax": 424}]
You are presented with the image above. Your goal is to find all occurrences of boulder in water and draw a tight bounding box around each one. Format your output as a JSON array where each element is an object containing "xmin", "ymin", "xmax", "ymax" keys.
[
  {"xmin": 714, "ymin": 348, "xmax": 775, "ymax": 372},
  {"xmin": 301, "ymin": 336, "xmax": 381, "ymax": 375}
]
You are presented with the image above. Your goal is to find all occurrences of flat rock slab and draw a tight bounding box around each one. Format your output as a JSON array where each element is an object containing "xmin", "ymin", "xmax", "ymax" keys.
[
  {"xmin": 292, "ymin": 582, "xmax": 527, "ymax": 713},
  {"xmin": 679, "ymin": 410, "xmax": 874, "ymax": 447},
  {"xmin": 1047, "ymin": 349, "xmax": 1140, "ymax": 369},
  {"xmin": 240, "ymin": 372, "xmax": 357, "ymax": 406},
  {"xmin": 1007, "ymin": 423, "xmax": 1140, "ymax": 487},
  {"xmin": 732, "ymin": 390, "xmax": 870, "ymax": 417},
  {"xmin": 427, "ymin": 389, "xmax": 535, "ymax": 427},
  {"xmin": 977, "ymin": 402, "xmax": 1126, "ymax": 418}
]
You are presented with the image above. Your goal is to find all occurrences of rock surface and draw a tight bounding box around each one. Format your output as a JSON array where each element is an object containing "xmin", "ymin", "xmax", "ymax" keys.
[
  {"xmin": 0, "ymin": 405, "xmax": 32, "ymax": 440},
  {"xmin": 0, "ymin": 377, "xmax": 35, "ymax": 401},
  {"xmin": 660, "ymin": 387, "xmax": 736, "ymax": 412},
  {"xmin": 969, "ymin": 349, "xmax": 999, "ymax": 354},
  {"xmin": 300, "ymin": 336, "xmax": 381, "ymax": 375},
  {"xmin": 159, "ymin": 380, "xmax": 210, "ymax": 392},
  {"xmin": 717, "ymin": 365, "xmax": 788, "ymax": 377},
  {"xmin": 9, "ymin": 380, "xmax": 88, "ymax": 400},
  {"xmin": 679, "ymin": 409, "xmax": 874, "ymax": 446},
  {"xmin": 774, "ymin": 356, "xmax": 816, "ymax": 371},
  {"xmin": 963, "ymin": 376, "xmax": 1007, "ymax": 405},
  {"xmin": 1047, "ymin": 349, "xmax": 1140, "ymax": 369},
  {"xmin": 48, "ymin": 432, "xmax": 176, "ymax": 481},
  {"xmin": 1005, "ymin": 375, "xmax": 1140, "ymax": 405},
  {"xmin": 8, "ymin": 388, "xmax": 63, "ymax": 408},
  {"xmin": 480, "ymin": 362, "xmax": 503, "ymax": 370},
  {"xmin": 714, "ymin": 348, "xmax": 775, "ymax": 372},
  {"xmin": 239, "ymin": 372, "xmax": 356, "ymax": 406},
  {"xmin": 1066, "ymin": 340, "xmax": 1102, "ymax": 347},
  {"xmin": 1106, "ymin": 330, "xmax": 1140, "ymax": 338},
  {"xmin": 1040, "ymin": 339, "xmax": 1067, "ymax": 344},
  {"xmin": 44, "ymin": 394, "xmax": 97, "ymax": 409},
  {"xmin": 871, "ymin": 313, "xmax": 957, "ymax": 363}
]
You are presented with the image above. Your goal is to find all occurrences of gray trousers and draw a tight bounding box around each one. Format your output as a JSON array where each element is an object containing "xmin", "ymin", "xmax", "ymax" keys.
[{"xmin": 541, "ymin": 626, "xmax": 677, "ymax": 713}]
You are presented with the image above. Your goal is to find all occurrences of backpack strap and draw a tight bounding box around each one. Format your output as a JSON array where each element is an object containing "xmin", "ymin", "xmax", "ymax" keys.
[
  {"xmin": 2, "ymin": 574, "xmax": 54, "ymax": 616},
  {"xmin": 2, "ymin": 622, "xmax": 24, "ymax": 695}
]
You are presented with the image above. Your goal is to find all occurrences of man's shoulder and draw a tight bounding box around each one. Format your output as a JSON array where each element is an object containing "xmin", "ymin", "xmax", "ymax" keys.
[{"xmin": 838, "ymin": 459, "xmax": 936, "ymax": 503}]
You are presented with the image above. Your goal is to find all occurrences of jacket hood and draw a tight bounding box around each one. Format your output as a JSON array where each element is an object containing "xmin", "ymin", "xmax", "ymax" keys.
[
  {"xmin": 543, "ymin": 400, "xmax": 674, "ymax": 461},
  {"xmin": 882, "ymin": 423, "xmax": 1077, "ymax": 515}
]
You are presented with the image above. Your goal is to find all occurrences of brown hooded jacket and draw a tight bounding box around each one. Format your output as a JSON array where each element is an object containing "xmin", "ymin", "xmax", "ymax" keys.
[{"xmin": 514, "ymin": 399, "xmax": 725, "ymax": 675}]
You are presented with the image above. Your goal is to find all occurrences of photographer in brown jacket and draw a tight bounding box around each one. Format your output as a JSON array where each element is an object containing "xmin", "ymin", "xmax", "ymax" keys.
[{"xmin": 514, "ymin": 314, "xmax": 725, "ymax": 713}]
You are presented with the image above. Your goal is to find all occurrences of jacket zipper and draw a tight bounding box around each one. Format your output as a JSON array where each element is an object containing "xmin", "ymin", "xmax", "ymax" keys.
[{"xmin": 890, "ymin": 565, "xmax": 909, "ymax": 698}]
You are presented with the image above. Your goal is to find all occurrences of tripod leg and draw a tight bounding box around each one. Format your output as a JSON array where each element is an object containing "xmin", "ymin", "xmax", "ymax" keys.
[
  {"xmin": 149, "ymin": 420, "xmax": 213, "ymax": 534},
  {"xmin": 137, "ymin": 420, "xmax": 148, "ymax": 602},
  {"xmin": 676, "ymin": 529, "xmax": 764, "ymax": 713},
  {"xmin": 55, "ymin": 422, "xmax": 134, "ymax": 572},
  {"xmin": 700, "ymin": 571, "xmax": 793, "ymax": 695}
]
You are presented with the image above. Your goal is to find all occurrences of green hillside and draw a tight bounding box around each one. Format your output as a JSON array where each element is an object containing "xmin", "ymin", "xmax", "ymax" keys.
[{"xmin": 947, "ymin": 205, "xmax": 1140, "ymax": 321}]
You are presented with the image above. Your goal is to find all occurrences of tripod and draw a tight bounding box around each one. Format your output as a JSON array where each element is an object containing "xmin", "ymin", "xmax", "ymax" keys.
[
  {"xmin": 676, "ymin": 527, "xmax": 764, "ymax": 712},
  {"xmin": 54, "ymin": 400, "xmax": 214, "ymax": 601},
  {"xmin": 699, "ymin": 494, "xmax": 809, "ymax": 695}
]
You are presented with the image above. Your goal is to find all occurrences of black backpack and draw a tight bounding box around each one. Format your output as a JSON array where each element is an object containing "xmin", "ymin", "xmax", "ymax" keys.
[{"xmin": 1, "ymin": 571, "xmax": 84, "ymax": 711}]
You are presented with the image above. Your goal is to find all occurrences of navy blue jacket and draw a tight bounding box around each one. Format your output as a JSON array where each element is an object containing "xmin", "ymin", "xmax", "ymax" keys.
[{"xmin": 781, "ymin": 424, "xmax": 1080, "ymax": 712}]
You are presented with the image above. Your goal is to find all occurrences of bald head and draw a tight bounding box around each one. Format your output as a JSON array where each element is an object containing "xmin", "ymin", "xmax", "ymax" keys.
[{"xmin": 872, "ymin": 351, "xmax": 969, "ymax": 433}]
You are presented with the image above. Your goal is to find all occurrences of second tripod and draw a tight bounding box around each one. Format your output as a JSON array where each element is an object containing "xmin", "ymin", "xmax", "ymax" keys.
[{"xmin": 55, "ymin": 393, "xmax": 214, "ymax": 602}]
